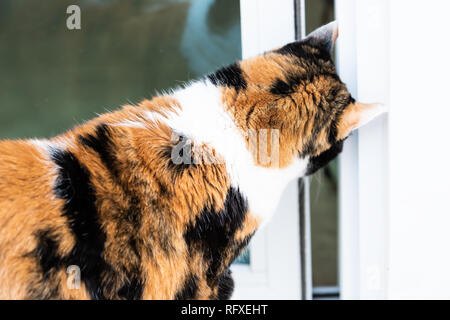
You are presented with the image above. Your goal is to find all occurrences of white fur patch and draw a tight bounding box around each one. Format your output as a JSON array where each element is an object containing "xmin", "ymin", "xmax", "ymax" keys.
[
  {"xmin": 31, "ymin": 139, "xmax": 54, "ymax": 152},
  {"xmin": 110, "ymin": 119, "xmax": 147, "ymax": 129},
  {"xmin": 29, "ymin": 139, "xmax": 60, "ymax": 198},
  {"xmin": 30, "ymin": 138, "xmax": 72, "ymax": 153}
]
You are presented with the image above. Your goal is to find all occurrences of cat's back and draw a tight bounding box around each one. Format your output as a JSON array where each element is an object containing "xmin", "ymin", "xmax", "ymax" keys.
[{"xmin": 0, "ymin": 139, "xmax": 69, "ymax": 299}]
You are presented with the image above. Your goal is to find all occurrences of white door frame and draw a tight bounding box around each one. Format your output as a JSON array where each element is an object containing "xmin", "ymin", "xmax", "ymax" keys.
[
  {"xmin": 336, "ymin": 0, "xmax": 390, "ymax": 300},
  {"xmin": 337, "ymin": 0, "xmax": 450, "ymax": 300},
  {"xmin": 231, "ymin": 0, "xmax": 302, "ymax": 300}
]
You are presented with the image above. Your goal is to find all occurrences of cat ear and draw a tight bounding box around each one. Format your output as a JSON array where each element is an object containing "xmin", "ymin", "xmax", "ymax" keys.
[
  {"xmin": 304, "ymin": 21, "xmax": 339, "ymax": 53},
  {"xmin": 337, "ymin": 102, "xmax": 387, "ymax": 140}
]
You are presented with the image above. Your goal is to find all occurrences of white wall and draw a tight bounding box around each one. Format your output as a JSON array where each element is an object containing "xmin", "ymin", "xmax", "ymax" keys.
[
  {"xmin": 337, "ymin": 0, "xmax": 390, "ymax": 300},
  {"xmin": 338, "ymin": 0, "xmax": 450, "ymax": 299},
  {"xmin": 388, "ymin": 0, "xmax": 450, "ymax": 299}
]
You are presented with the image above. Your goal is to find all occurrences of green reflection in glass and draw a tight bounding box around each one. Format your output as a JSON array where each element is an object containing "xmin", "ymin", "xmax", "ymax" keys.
[
  {"xmin": 0, "ymin": 0, "xmax": 241, "ymax": 140},
  {"xmin": 305, "ymin": 0, "xmax": 338, "ymax": 288},
  {"xmin": 234, "ymin": 248, "xmax": 250, "ymax": 265}
]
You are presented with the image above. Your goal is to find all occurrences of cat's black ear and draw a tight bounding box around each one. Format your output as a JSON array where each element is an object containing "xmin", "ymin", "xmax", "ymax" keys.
[{"xmin": 304, "ymin": 21, "xmax": 338, "ymax": 53}]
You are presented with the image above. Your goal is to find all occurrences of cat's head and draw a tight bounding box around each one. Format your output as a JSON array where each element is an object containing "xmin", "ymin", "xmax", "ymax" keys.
[{"xmin": 210, "ymin": 21, "xmax": 385, "ymax": 175}]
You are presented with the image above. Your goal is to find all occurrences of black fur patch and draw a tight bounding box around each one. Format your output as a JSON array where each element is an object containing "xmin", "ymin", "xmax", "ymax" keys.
[
  {"xmin": 270, "ymin": 73, "xmax": 317, "ymax": 112},
  {"xmin": 276, "ymin": 40, "xmax": 332, "ymax": 63},
  {"xmin": 79, "ymin": 124, "xmax": 120, "ymax": 179},
  {"xmin": 78, "ymin": 125, "xmax": 145, "ymax": 299},
  {"xmin": 117, "ymin": 275, "xmax": 144, "ymax": 300},
  {"xmin": 51, "ymin": 148, "xmax": 109, "ymax": 299},
  {"xmin": 270, "ymin": 78, "xmax": 295, "ymax": 96},
  {"xmin": 175, "ymin": 275, "xmax": 199, "ymax": 300},
  {"xmin": 269, "ymin": 74, "xmax": 310, "ymax": 111},
  {"xmin": 305, "ymin": 140, "xmax": 344, "ymax": 176},
  {"xmin": 52, "ymin": 149, "xmax": 104, "ymax": 247},
  {"xmin": 34, "ymin": 230, "xmax": 62, "ymax": 278},
  {"xmin": 216, "ymin": 269, "xmax": 234, "ymax": 300},
  {"xmin": 25, "ymin": 229, "xmax": 63, "ymax": 299},
  {"xmin": 208, "ymin": 63, "xmax": 247, "ymax": 93},
  {"xmin": 79, "ymin": 124, "xmax": 143, "ymax": 230},
  {"xmin": 327, "ymin": 116, "xmax": 340, "ymax": 145},
  {"xmin": 184, "ymin": 187, "xmax": 248, "ymax": 286}
]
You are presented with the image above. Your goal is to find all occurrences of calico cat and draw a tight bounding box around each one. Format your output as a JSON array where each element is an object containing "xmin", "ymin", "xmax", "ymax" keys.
[{"xmin": 0, "ymin": 22, "xmax": 384, "ymax": 299}]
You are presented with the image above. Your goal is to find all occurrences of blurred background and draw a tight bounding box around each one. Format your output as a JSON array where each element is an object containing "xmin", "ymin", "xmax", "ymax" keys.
[
  {"xmin": 0, "ymin": 0, "xmax": 241, "ymax": 139},
  {"xmin": 0, "ymin": 0, "xmax": 337, "ymax": 298}
]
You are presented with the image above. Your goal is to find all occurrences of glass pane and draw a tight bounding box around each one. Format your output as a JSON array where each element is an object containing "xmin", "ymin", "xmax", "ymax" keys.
[
  {"xmin": 233, "ymin": 248, "xmax": 250, "ymax": 265},
  {"xmin": 304, "ymin": 0, "xmax": 338, "ymax": 292},
  {"xmin": 0, "ymin": 0, "xmax": 241, "ymax": 140}
]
